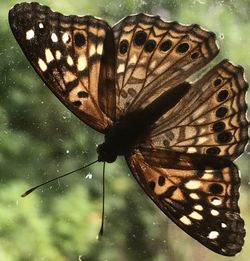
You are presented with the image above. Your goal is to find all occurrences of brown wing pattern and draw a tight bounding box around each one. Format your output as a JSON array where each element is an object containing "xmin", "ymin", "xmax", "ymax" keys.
[
  {"xmin": 148, "ymin": 60, "xmax": 248, "ymax": 160},
  {"xmin": 113, "ymin": 13, "xmax": 219, "ymax": 116},
  {"xmin": 9, "ymin": 2, "xmax": 116, "ymax": 132},
  {"xmin": 127, "ymin": 148, "xmax": 245, "ymax": 256}
]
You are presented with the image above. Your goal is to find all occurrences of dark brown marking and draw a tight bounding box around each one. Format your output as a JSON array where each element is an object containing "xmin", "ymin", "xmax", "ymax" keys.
[
  {"xmin": 191, "ymin": 52, "xmax": 200, "ymax": 59},
  {"xmin": 127, "ymin": 88, "xmax": 137, "ymax": 97},
  {"xmin": 144, "ymin": 40, "xmax": 156, "ymax": 52},
  {"xmin": 217, "ymin": 90, "xmax": 229, "ymax": 102},
  {"xmin": 214, "ymin": 78, "xmax": 222, "ymax": 87},
  {"xmin": 216, "ymin": 107, "xmax": 228, "ymax": 118},
  {"xmin": 74, "ymin": 32, "xmax": 85, "ymax": 47},
  {"xmin": 217, "ymin": 131, "xmax": 232, "ymax": 143},
  {"xmin": 149, "ymin": 181, "xmax": 156, "ymax": 191},
  {"xmin": 209, "ymin": 183, "xmax": 224, "ymax": 194},
  {"xmin": 72, "ymin": 100, "xmax": 82, "ymax": 107},
  {"xmin": 119, "ymin": 39, "xmax": 129, "ymax": 54},
  {"xmin": 206, "ymin": 147, "xmax": 221, "ymax": 155},
  {"xmin": 159, "ymin": 39, "xmax": 172, "ymax": 52},
  {"xmin": 121, "ymin": 90, "xmax": 127, "ymax": 98},
  {"xmin": 134, "ymin": 31, "xmax": 147, "ymax": 46},
  {"xmin": 159, "ymin": 186, "xmax": 177, "ymax": 199},
  {"xmin": 158, "ymin": 175, "xmax": 165, "ymax": 186},
  {"xmin": 77, "ymin": 91, "xmax": 88, "ymax": 98},
  {"xmin": 213, "ymin": 122, "xmax": 226, "ymax": 132},
  {"xmin": 176, "ymin": 43, "xmax": 190, "ymax": 53}
]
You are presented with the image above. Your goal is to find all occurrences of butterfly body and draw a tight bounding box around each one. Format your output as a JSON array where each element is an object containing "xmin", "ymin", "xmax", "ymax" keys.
[
  {"xmin": 9, "ymin": 2, "xmax": 249, "ymax": 256},
  {"xmin": 98, "ymin": 81, "xmax": 191, "ymax": 162}
]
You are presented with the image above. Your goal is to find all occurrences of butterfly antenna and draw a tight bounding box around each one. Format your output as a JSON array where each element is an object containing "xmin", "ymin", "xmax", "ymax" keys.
[
  {"xmin": 97, "ymin": 162, "xmax": 106, "ymax": 240},
  {"xmin": 21, "ymin": 159, "xmax": 98, "ymax": 197}
]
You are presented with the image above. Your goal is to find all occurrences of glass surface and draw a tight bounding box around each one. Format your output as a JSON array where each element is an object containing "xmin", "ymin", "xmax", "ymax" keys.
[{"xmin": 0, "ymin": 0, "xmax": 249, "ymax": 260}]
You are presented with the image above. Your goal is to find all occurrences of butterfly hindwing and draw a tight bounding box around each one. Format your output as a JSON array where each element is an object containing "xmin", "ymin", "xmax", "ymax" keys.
[
  {"xmin": 148, "ymin": 59, "xmax": 248, "ymax": 160},
  {"xmin": 113, "ymin": 13, "xmax": 219, "ymax": 115},
  {"xmin": 9, "ymin": 2, "xmax": 116, "ymax": 132},
  {"xmin": 127, "ymin": 147, "xmax": 245, "ymax": 256}
]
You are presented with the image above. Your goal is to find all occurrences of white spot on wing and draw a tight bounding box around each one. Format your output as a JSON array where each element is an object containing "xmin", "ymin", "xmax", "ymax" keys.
[
  {"xmin": 97, "ymin": 44, "xmax": 103, "ymax": 55},
  {"xmin": 67, "ymin": 55, "xmax": 74, "ymax": 66},
  {"xmin": 89, "ymin": 45, "xmax": 96, "ymax": 56},
  {"xmin": 117, "ymin": 64, "xmax": 125, "ymax": 74},
  {"xmin": 77, "ymin": 55, "xmax": 87, "ymax": 71},
  {"xmin": 189, "ymin": 211, "xmax": 203, "ymax": 220},
  {"xmin": 45, "ymin": 48, "xmax": 54, "ymax": 63},
  {"xmin": 187, "ymin": 147, "xmax": 197, "ymax": 153},
  {"xmin": 38, "ymin": 58, "xmax": 47, "ymax": 72},
  {"xmin": 221, "ymin": 223, "xmax": 227, "ymax": 228},
  {"xmin": 194, "ymin": 204, "xmax": 203, "ymax": 211},
  {"xmin": 26, "ymin": 29, "xmax": 35, "ymax": 40},
  {"xmin": 51, "ymin": 33, "xmax": 58, "ymax": 43},
  {"xmin": 55, "ymin": 50, "xmax": 62, "ymax": 60},
  {"xmin": 185, "ymin": 180, "xmax": 201, "ymax": 190},
  {"xmin": 189, "ymin": 193, "xmax": 199, "ymax": 200},
  {"xmin": 62, "ymin": 32, "xmax": 70, "ymax": 43},
  {"xmin": 179, "ymin": 216, "xmax": 192, "ymax": 225},
  {"xmin": 39, "ymin": 23, "xmax": 44, "ymax": 29},
  {"xmin": 211, "ymin": 209, "xmax": 219, "ymax": 216},
  {"xmin": 211, "ymin": 198, "xmax": 222, "ymax": 206},
  {"xmin": 208, "ymin": 231, "xmax": 219, "ymax": 239}
]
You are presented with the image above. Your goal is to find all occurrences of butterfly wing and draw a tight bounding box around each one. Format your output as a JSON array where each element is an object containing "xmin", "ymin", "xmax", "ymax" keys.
[
  {"xmin": 126, "ymin": 147, "xmax": 245, "ymax": 256},
  {"xmin": 147, "ymin": 59, "xmax": 248, "ymax": 160},
  {"xmin": 113, "ymin": 13, "xmax": 219, "ymax": 115},
  {"xmin": 9, "ymin": 2, "xmax": 116, "ymax": 132}
]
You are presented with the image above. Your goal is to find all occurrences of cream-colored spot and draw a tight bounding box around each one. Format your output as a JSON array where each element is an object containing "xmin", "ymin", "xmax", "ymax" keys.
[
  {"xmin": 38, "ymin": 58, "xmax": 47, "ymax": 72},
  {"xmin": 67, "ymin": 55, "xmax": 74, "ymax": 66},
  {"xmin": 38, "ymin": 23, "xmax": 44, "ymax": 29},
  {"xmin": 117, "ymin": 64, "xmax": 125, "ymax": 74},
  {"xmin": 149, "ymin": 60, "xmax": 157, "ymax": 70},
  {"xmin": 97, "ymin": 44, "xmax": 103, "ymax": 55},
  {"xmin": 77, "ymin": 55, "xmax": 87, "ymax": 71},
  {"xmin": 198, "ymin": 137, "xmax": 208, "ymax": 144},
  {"xmin": 190, "ymin": 193, "xmax": 200, "ymax": 200},
  {"xmin": 194, "ymin": 205, "xmax": 203, "ymax": 211},
  {"xmin": 45, "ymin": 48, "xmax": 54, "ymax": 63},
  {"xmin": 211, "ymin": 198, "xmax": 222, "ymax": 206},
  {"xmin": 211, "ymin": 209, "xmax": 219, "ymax": 216},
  {"xmin": 196, "ymin": 118, "xmax": 206, "ymax": 124},
  {"xmin": 187, "ymin": 147, "xmax": 197, "ymax": 153},
  {"xmin": 51, "ymin": 33, "xmax": 58, "ymax": 43},
  {"xmin": 63, "ymin": 71, "xmax": 77, "ymax": 83},
  {"xmin": 89, "ymin": 45, "xmax": 96, "ymax": 56},
  {"xmin": 185, "ymin": 180, "xmax": 201, "ymax": 190},
  {"xmin": 189, "ymin": 211, "xmax": 203, "ymax": 220},
  {"xmin": 221, "ymin": 223, "xmax": 227, "ymax": 228},
  {"xmin": 202, "ymin": 173, "xmax": 214, "ymax": 180},
  {"xmin": 208, "ymin": 231, "xmax": 219, "ymax": 239},
  {"xmin": 129, "ymin": 54, "xmax": 137, "ymax": 64},
  {"xmin": 62, "ymin": 32, "xmax": 70, "ymax": 43},
  {"xmin": 179, "ymin": 216, "xmax": 192, "ymax": 225},
  {"xmin": 26, "ymin": 29, "xmax": 34, "ymax": 40},
  {"xmin": 55, "ymin": 50, "xmax": 62, "ymax": 60}
]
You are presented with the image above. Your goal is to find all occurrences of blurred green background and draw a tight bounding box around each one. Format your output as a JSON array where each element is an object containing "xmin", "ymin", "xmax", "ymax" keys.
[{"xmin": 0, "ymin": 0, "xmax": 249, "ymax": 260}]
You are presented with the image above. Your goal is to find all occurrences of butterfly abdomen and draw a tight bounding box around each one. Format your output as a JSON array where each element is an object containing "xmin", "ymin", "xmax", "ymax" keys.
[{"xmin": 97, "ymin": 82, "xmax": 191, "ymax": 162}]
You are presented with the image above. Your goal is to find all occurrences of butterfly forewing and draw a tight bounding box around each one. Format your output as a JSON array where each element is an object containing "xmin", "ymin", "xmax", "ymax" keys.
[
  {"xmin": 113, "ymin": 13, "xmax": 219, "ymax": 115},
  {"xmin": 9, "ymin": 2, "xmax": 116, "ymax": 132},
  {"xmin": 127, "ymin": 148, "xmax": 245, "ymax": 256},
  {"xmin": 148, "ymin": 59, "xmax": 248, "ymax": 160}
]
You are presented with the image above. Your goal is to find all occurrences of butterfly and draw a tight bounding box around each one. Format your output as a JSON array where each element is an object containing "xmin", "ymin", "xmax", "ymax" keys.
[{"xmin": 9, "ymin": 2, "xmax": 249, "ymax": 256}]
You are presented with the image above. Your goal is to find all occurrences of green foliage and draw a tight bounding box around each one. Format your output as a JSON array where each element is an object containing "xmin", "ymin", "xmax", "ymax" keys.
[{"xmin": 0, "ymin": 0, "xmax": 249, "ymax": 260}]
